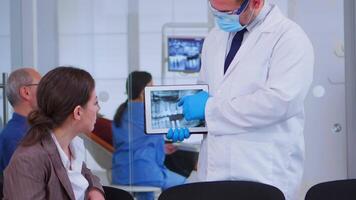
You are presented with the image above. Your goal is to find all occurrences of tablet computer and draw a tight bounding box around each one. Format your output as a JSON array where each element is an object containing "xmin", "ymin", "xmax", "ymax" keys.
[{"xmin": 144, "ymin": 85, "xmax": 209, "ymax": 134}]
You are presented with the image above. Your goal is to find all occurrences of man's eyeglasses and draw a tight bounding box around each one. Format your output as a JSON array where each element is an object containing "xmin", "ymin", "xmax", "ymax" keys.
[
  {"xmin": 24, "ymin": 83, "xmax": 39, "ymax": 87},
  {"xmin": 209, "ymin": 0, "xmax": 249, "ymax": 16}
]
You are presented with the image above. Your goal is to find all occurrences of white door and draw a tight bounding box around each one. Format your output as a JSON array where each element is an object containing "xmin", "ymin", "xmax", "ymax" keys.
[{"xmin": 290, "ymin": 1, "xmax": 347, "ymax": 199}]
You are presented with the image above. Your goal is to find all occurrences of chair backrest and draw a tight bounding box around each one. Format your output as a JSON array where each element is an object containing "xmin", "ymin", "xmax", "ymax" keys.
[
  {"xmin": 0, "ymin": 172, "xmax": 3, "ymax": 199},
  {"xmin": 88, "ymin": 117, "xmax": 114, "ymax": 153},
  {"xmin": 158, "ymin": 181, "xmax": 285, "ymax": 200},
  {"xmin": 92, "ymin": 117, "xmax": 113, "ymax": 146},
  {"xmin": 87, "ymin": 132, "xmax": 114, "ymax": 153},
  {"xmin": 103, "ymin": 186, "xmax": 134, "ymax": 200},
  {"xmin": 305, "ymin": 179, "xmax": 356, "ymax": 200}
]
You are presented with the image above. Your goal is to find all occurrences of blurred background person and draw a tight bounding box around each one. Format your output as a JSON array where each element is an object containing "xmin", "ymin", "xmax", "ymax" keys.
[
  {"xmin": 0, "ymin": 67, "xmax": 41, "ymax": 172},
  {"xmin": 112, "ymin": 71, "xmax": 186, "ymax": 200},
  {"xmin": 3, "ymin": 67, "xmax": 104, "ymax": 200}
]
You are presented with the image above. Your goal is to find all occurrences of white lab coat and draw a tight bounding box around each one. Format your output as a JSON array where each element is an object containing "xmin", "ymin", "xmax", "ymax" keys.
[{"xmin": 197, "ymin": 4, "xmax": 314, "ymax": 200}]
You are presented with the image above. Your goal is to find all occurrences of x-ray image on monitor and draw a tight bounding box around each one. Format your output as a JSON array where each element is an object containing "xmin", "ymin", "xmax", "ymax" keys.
[
  {"xmin": 144, "ymin": 85, "xmax": 208, "ymax": 134},
  {"xmin": 167, "ymin": 37, "xmax": 204, "ymax": 73}
]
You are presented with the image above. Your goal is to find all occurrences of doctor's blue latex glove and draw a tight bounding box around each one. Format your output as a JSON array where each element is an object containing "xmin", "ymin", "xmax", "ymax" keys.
[
  {"xmin": 166, "ymin": 127, "xmax": 190, "ymax": 142},
  {"xmin": 178, "ymin": 91, "xmax": 209, "ymax": 121}
]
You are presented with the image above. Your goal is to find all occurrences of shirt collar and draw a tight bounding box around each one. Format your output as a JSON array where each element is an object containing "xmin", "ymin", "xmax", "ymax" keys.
[
  {"xmin": 246, "ymin": 0, "xmax": 272, "ymax": 32},
  {"xmin": 50, "ymin": 134, "xmax": 85, "ymax": 172},
  {"xmin": 12, "ymin": 112, "xmax": 27, "ymax": 123},
  {"xmin": 51, "ymin": 133, "xmax": 72, "ymax": 170}
]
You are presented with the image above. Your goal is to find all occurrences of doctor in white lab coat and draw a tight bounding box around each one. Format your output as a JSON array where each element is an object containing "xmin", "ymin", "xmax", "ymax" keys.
[{"xmin": 166, "ymin": 0, "xmax": 314, "ymax": 199}]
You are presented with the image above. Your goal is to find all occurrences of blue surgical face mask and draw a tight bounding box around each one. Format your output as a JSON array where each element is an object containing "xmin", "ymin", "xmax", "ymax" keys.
[
  {"xmin": 216, "ymin": 14, "xmax": 245, "ymax": 32},
  {"xmin": 209, "ymin": 0, "xmax": 253, "ymax": 32}
]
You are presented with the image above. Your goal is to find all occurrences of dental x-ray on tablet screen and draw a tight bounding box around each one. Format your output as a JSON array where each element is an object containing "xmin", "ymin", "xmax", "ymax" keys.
[{"xmin": 144, "ymin": 85, "xmax": 208, "ymax": 134}]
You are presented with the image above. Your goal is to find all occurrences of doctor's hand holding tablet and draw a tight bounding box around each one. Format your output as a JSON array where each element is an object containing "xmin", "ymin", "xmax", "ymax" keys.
[
  {"xmin": 144, "ymin": 84, "xmax": 209, "ymax": 137},
  {"xmin": 166, "ymin": 90, "xmax": 209, "ymax": 142}
]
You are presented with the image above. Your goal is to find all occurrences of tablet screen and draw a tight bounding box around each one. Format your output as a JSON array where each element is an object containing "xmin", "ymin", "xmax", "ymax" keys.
[{"xmin": 144, "ymin": 85, "xmax": 208, "ymax": 134}]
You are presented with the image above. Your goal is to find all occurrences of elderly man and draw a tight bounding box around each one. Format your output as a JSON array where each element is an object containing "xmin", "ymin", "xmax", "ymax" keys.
[{"xmin": 0, "ymin": 68, "xmax": 41, "ymax": 171}]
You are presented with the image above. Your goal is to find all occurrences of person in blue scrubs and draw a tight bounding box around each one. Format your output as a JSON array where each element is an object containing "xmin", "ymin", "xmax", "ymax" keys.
[
  {"xmin": 112, "ymin": 71, "xmax": 186, "ymax": 200},
  {"xmin": 0, "ymin": 68, "xmax": 41, "ymax": 172}
]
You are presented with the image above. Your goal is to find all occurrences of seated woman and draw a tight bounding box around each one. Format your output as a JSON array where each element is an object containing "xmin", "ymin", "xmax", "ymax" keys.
[
  {"xmin": 112, "ymin": 71, "xmax": 186, "ymax": 200},
  {"xmin": 3, "ymin": 67, "xmax": 104, "ymax": 200}
]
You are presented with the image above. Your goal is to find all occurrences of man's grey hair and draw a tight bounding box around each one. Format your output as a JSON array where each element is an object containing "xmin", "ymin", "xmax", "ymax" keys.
[{"xmin": 6, "ymin": 68, "xmax": 34, "ymax": 107}]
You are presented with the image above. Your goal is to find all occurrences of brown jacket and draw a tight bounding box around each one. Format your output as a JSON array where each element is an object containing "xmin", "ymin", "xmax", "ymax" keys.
[{"xmin": 3, "ymin": 134, "xmax": 104, "ymax": 200}]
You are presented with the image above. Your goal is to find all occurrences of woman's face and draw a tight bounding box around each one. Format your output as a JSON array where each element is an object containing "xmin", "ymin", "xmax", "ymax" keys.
[{"xmin": 81, "ymin": 90, "xmax": 100, "ymax": 133}]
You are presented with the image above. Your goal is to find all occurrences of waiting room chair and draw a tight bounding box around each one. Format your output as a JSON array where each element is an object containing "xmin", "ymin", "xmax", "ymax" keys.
[
  {"xmin": 0, "ymin": 183, "xmax": 3, "ymax": 199},
  {"xmin": 103, "ymin": 186, "xmax": 134, "ymax": 200},
  {"xmin": 90, "ymin": 117, "xmax": 114, "ymax": 153},
  {"xmin": 0, "ymin": 173, "xmax": 3, "ymax": 199},
  {"xmin": 305, "ymin": 179, "xmax": 356, "ymax": 200},
  {"xmin": 158, "ymin": 181, "xmax": 285, "ymax": 200},
  {"xmin": 0, "ymin": 183, "xmax": 2, "ymax": 199}
]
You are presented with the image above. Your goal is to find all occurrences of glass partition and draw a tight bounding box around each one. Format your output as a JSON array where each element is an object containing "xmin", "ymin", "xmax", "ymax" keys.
[
  {"xmin": 0, "ymin": 0, "xmax": 349, "ymax": 200},
  {"xmin": 56, "ymin": 1, "xmax": 207, "ymax": 199},
  {"xmin": 56, "ymin": 0, "xmax": 130, "ymax": 191}
]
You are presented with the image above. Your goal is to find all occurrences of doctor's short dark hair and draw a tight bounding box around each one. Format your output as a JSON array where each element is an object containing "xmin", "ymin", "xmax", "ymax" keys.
[{"xmin": 22, "ymin": 66, "xmax": 95, "ymax": 146}]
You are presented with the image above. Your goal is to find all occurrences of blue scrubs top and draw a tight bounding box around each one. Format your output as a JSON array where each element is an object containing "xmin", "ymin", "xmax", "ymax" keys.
[
  {"xmin": 112, "ymin": 102, "xmax": 185, "ymax": 188},
  {"xmin": 0, "ymin": 112, "xmax": 28, "ymax": 171}
]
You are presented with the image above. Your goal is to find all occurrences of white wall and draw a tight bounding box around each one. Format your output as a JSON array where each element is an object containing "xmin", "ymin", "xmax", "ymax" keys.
[
  {"xmin": 0, "ymin": 0, "xmax": 11, "ymax": 73},
  {"xmin": 57, "ymin": 0, "xmax": 129, "ymax": 119},
  {"xmin": 291, "ymin": 1, "xmax": 347, "ymax": 199}
]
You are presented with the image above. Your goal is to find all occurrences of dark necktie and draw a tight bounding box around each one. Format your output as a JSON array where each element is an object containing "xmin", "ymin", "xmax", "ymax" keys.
[{"xmin": 224, "ymin": 28, "xmax": 247, "ymax": 74}]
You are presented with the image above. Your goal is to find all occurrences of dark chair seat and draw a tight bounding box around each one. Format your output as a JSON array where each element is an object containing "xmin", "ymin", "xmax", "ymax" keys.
[
  {"xmin": 305, "ymin": 179, "xmax": 356, "ymax": 200},
  {"xmin": 103, "ymin": 185, "xmax": 134, "ymax": 200},
  {"xmin": 0, "ymin": 172, "xmax": 3, "ymax": 199},
  {"xmin": 158, "ymin": 181, "xmax": 285, "ymax": 200}
]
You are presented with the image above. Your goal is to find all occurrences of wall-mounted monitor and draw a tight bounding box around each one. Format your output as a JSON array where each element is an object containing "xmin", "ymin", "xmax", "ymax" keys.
[
  {"xmin": 167, "ymin": 36, "xmax": 204, "ymax": 73},
  {"xmin": 144, "ymin": 85, "xmax": 208, "ymax": 134}
]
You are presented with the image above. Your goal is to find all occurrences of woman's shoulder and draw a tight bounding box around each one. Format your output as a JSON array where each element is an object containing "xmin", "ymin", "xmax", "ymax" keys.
[
  {"xmin": 10, "ymin": 142, "xmax": 51, "ymax": 168},
  {"xmin": 4, "ymin": 141, "xmax": 52, "ymax": 185}
]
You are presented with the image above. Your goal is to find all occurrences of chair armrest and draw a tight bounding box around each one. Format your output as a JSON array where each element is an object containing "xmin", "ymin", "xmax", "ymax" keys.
[
  {"xmin": 87, "ymin": 132, "xmax": 115, "ymax": 153},
  {"xmin": 109, "ymin": 184, "xmax": 161, "ymax": 193}
]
